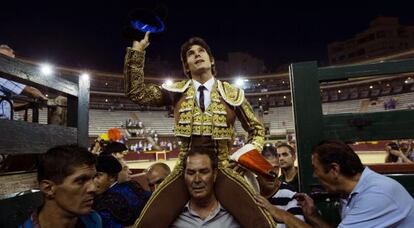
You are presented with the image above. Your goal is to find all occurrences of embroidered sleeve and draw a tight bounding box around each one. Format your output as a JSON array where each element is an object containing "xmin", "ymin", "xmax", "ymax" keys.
[
  {"xmin": 124, "ymin": 48, "xmax": 171, "ymax": 106},
  {"xmin": 235, "ymin": 99, "xmax": 265, "ymax": 151}
]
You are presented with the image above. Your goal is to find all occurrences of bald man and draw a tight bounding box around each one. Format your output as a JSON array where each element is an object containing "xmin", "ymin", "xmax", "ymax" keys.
[{"xmin": 146, "ymin": 162, "xmax": 171, "ymax": 192}]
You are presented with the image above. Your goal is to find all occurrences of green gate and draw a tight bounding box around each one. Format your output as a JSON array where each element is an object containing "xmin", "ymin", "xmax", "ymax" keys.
[{"xmin": 289, "ymin": 59, "xmax": 414, "ymax": 225}]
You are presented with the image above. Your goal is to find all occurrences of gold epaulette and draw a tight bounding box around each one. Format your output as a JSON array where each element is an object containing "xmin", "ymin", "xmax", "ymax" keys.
[
  {"xmin": 217, "ymin": 80, "xmax": 244, "ymax": 106},
  {"xmin": 161, "ymin": 79, "xmax": 191, "ymax": 93}
]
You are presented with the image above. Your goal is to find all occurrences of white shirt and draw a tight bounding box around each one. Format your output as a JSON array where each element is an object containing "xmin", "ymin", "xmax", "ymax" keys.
[{"xmin": 192, "ymin": 77, "xmax": 215, "ymax": 111}]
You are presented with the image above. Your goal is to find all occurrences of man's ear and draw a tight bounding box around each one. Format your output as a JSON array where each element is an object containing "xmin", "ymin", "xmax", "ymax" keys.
[
  {"xmin": 183, "ymin": 63, "xmax": 191, "ymax": 77},
  {"xmin": 213, "ymin": 169, "xmax": 218, "ymax": 182},
  {"xmin": 330, "ymin": 163, "xmax": 341, "ymax": 178},
  {"xmin": 110, "ymin": 175, "xmax": 118, "ymax": 183},
  {"xmin": 39, "ymin": 180, "xmax": 56, "ymax": 199}
]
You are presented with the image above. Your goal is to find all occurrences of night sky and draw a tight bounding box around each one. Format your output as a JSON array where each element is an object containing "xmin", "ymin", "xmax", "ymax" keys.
[{"xmin": 1, "ymin": 1, "xmax": 413, "ymax": 75}]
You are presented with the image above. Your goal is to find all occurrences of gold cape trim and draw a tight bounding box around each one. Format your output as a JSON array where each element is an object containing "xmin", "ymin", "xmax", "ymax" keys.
[{"xmin": 217, "ymin": 80, "xmax": 244, "ymax": 107}]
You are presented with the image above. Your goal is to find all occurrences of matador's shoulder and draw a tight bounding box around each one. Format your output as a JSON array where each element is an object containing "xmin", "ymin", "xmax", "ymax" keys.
[
  {"xmin": 161, "ymin": 79, "xmax": 191, "ymax": 93},
  {"xmin": 217, "ymin": 80, "xmax": 245, "ymax": 107}
]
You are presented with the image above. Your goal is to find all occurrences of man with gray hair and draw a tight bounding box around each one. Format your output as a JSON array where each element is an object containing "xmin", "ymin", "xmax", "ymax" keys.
[{"xmin": 257, "ymin": 140, "xmax": 414, "ymax": 228}]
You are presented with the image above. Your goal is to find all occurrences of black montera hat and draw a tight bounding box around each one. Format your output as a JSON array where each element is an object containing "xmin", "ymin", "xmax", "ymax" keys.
[
  {"xmin": 101, "ymin": 142, "xmax": 128, "ymax": 155},
  {"xmin": 123, "ymin": 3, "xmax": 168, "ymax": 40},
  {"xmin": 96, "ymin": 155, "xmax": 122, "ymax": 174}
]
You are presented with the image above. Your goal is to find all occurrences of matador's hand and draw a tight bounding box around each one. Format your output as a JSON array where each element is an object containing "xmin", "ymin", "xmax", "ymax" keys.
[
  {"xmin": 228, "ymin": 161, "xmax": 247, "ymax": 176},
  {"xmin": 132, "ymin": 32, "xmax": 150, "ymax": 52}
]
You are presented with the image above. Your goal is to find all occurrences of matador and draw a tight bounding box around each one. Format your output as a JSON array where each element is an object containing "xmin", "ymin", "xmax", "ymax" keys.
[{"xmin": 124, "ymin": 32, "xmax": 276, "ymax": 228}]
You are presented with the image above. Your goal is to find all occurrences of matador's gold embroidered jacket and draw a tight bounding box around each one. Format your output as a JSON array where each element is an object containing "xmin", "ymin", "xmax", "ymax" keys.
[{"xmin": 124, "ymin": 48, "xmax": 264, "ymax": 168}]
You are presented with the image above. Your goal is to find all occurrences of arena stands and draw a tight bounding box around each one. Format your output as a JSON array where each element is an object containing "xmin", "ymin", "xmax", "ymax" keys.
[{"xmin": 15, "ymin": 91, "xmax": 414, "ymax": 138}]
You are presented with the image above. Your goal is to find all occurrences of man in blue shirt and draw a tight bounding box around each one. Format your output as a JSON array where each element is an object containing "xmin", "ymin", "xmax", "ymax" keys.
[
  {"xmin": 263, "ymin": 140, "xmax": 414, "ymax": 228},
  {"xmin": 19, "ymin": 145, "xmax": 102, "ymax": 228}
]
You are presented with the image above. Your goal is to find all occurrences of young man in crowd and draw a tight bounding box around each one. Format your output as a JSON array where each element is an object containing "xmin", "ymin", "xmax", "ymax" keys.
[{"xmin": 277, "ymin": 143, "xmax": 299, "ymax": 190}]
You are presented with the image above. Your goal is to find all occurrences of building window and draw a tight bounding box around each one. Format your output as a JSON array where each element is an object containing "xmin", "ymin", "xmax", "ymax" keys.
[
  {"xmin": 356, "ymin": 49, "xmax": 365, "ymax": 56},
  {"xmin": 367, "ymin": 33, "xmax": 375, "ymax": 41},
  {"xmin": 376, "ymin": 30, "xmax": 386, "ymax": 38},
  {"xmin": 398, "ymin": 28, "xmax": 408, "ymax": 38}
]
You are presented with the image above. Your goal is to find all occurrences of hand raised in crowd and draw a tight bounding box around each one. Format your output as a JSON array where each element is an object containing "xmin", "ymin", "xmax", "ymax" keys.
[
  {"xmin": 392, "ymin": 149, "xmax": 414, "ymax": 163},
  {"xmin": 389, "ymin": 148, "xmax": 404, "ymax": 157},
  {"xmin": 386, "ymin": 145, "xmax": 414, "ymax": 163},
  {"xmin": 132, "ymin": 32, "xmax": 150, "ymax": 52}
]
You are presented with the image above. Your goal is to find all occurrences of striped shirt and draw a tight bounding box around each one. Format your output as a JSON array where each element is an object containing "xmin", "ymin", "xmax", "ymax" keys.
[
  {"xmin": 0, "ymin": 78, "xmax": 25, "ymax": 119},
  {"xmin": 268, "ymin": 182, "xmax": 305, "ymax": 228}
]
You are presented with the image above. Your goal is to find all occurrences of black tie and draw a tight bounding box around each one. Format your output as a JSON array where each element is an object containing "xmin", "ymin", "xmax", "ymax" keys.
[{"xmin": 198, "ymin": 85, "xmax": 206, "ymax": 112}]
